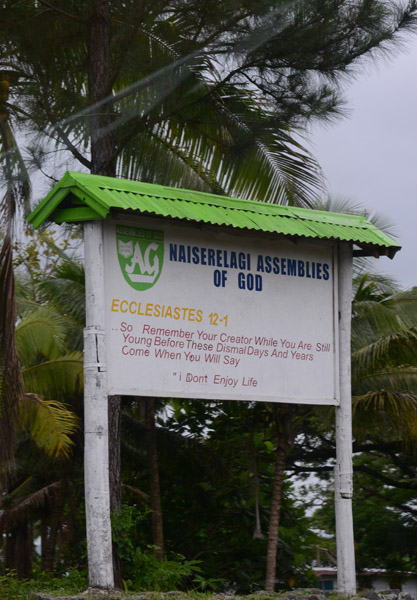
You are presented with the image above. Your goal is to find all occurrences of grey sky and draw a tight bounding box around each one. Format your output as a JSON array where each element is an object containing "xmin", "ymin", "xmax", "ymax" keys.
[{"xmin": 309, "ymin": 36, "xmax": 417, "ymax": 290}]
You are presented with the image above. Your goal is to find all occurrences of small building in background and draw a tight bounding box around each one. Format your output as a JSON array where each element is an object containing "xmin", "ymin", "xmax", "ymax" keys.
[{"xmin": 313, "ymin": 567, "xmax": 417, "ymax": 599}]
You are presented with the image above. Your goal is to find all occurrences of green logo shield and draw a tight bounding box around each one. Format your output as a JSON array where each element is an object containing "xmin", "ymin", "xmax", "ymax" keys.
[{"xmin": 116, "ymin": 225, "xmax": 164, "ymax": 291}]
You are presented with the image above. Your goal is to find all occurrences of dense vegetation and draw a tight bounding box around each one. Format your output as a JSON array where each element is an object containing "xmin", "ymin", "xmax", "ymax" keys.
[
  {"xmin": 1, "ymin": 0, "xmax": 417, "ymax": 595},
  {"xmin": 2, "ymin": 249, "xmax": 417, "ymax": 594}
]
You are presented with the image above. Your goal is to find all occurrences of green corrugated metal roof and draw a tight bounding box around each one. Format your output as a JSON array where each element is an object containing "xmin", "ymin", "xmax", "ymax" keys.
[{"xmin": 28, "ymin": 171, "xmax": 401, "ymax": 258}]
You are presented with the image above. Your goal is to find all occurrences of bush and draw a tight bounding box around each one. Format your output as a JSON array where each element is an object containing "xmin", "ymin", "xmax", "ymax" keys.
[
  {"xmin": 0, "ymin": 569, "xmax": 87, "ymax": 599},
  {"xmin": 112, "ymin": 505, "xmax": 203, "ymax": 591}
]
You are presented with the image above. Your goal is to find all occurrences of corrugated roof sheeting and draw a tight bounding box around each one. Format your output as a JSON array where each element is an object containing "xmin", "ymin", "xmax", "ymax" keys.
[{"xmin": 27, "ymin": 171, "xmax": 400, "ymax": 258}]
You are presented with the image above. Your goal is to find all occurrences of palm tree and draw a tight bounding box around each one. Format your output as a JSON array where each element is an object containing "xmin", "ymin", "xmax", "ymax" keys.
[
  {"xmin": 351, "ymin": 278, "xmax": 417, "ymax": 444},
  {"xmin": 5, "ymin": 2, "xmax": 415, "ymax": 588},
  {"xmin": 309, "ymin": 276, "xmax": 417, "ymax": 576},
  {"xmin": 0, "ymin": 302, "xmax": 81, "ymax": 577},
  {"xmin": 311, "ymin": 196, "xmax": 417, "ymax": 444},
  {"xmin": 0, "ymin": 69, "xmax": 32, "ymax": 488},
  {"xmin": 2, "ymin": 12, "xmax": 325, "ymax": 583},
  {"xmin": 11, "ymin": 1, "xmax": 348, "ymax": 200}
]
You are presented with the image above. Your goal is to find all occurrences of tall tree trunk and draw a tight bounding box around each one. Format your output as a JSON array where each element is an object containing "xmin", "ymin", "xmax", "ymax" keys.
[
  {"xmin": 4, "ymin": 522, "xmax": 33, "ymax": 578},
  {"xmin": 250, "ymin": 433, "xmax": 264, "ymax": 540},
  {"xmin": 87, "ymin": 0, "xmax": 116, "ymax": 177},
  {"xmin": 108, "ymin": 395, "xmax": 123, "ymax": 588},
  {"xmin": 144, "ymin": 397, "xmax": 164, "ymax": 561},
  {"xmin": 265, "ymin": 408, "xmax": 291, "ymax": 592},
  {"xmin": 0, "ymin": 223, "xmax": 24, "ymax": 490},
  {"xmin": 41, "ymin": 484, "xmax": 66, "ymax": 572}
]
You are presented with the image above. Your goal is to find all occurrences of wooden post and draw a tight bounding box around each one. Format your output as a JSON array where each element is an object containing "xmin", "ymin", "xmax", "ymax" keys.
[
  {"xmin": 335, "ymin": 242, "xmax": 356, "ymax": 595},
  {"xmin": 83, "ymin": 221, "xmax": 114, "ymax": 589}
]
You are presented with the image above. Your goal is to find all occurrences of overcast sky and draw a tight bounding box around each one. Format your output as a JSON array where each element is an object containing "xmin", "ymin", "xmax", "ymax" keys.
[{"xmin": 308, "ymin": 35, "xmax": 417, "ymax": 290}]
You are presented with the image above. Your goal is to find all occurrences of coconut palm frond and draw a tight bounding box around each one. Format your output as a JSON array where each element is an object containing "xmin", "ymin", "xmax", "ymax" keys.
[
  {"xmin": 352, "ymin": 300, "xmax": 412, "ymax": 349},
  {"xmin": 353, "ymin": 390, "xmax": 417, "ymax": 443},
  {"xmin": 21, "ymin": 352, "xmax": 83, "ymax": 401},
  {"xmin": 382, "ymin": 287, "xmax": 417, "ymax": 328},
  {"xmin": 0, "ymin": 479, "xmax": 62, "ymax": 536},
  {"xmin": 353, "ymin": 272, "xmax": 399, "ymax": 304},
  {"xmin": 351, "ymin": 272, "xmax": 417, "ymax": 447},
  {"xmin": 214, "ymin": 127, "xmax": 323, "ymax": 206},
  {"xmin": 352, "ymin": 328, "xmax": 417, "ymax": 378},
  {"xmin": 15, "ymin": 308, "xmax": 69, "ymax": 365},
  {"xmin": 14, "ymin": 276, "xmax": 41, "ymax": 316},
  {"xmin": 39, "ymin": 259, "xmax": 85, "ymax": 351},
  {"xmin": 1, "ymin": 478, "xmax": 60, "ymax": 516},
  {"xmin": 39, "ymin": 260, "xmax": 85, "ymax": 328},
  {"xmin": 9, "ymin": 480, "xmax": 61, "ymax": 514},
  {"xmin": 354, "ymin": 366, "xmax": 417, "ymax": 395},
  {"xmin": 111, "ymin": 20, "xmax": 324, "ymax": 206},
  {"xmin": 122, "ymin": 483, "xmax": 150, "ymax": 505},
  {"xmin": 118, "ymin": 110, "xmax": 323, "ymax": 206},
  {"xmin": 19, "ymin": 394, "xmax": 78, "ymax": 459}
]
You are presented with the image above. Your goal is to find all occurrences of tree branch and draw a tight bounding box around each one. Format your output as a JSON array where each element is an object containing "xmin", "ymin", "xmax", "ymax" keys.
[
  {"xmin": 36, "ymin": 0, "xmax": 86, "ymax": 24},
  {"xmin": 54, "ymin": 125, "xmax": 92, "ymax": 170},
  {"xmin": 355, "ymin": 464, "xmax": 417, "ymax": 491}
]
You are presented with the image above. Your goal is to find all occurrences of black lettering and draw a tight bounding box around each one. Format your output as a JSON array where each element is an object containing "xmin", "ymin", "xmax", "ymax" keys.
[
  {"xmin": 257, "ymin": 255, "xmax": 264, "ymax": 272},
  {"xmin": 169, "ymin": 243, "xmax": 177, "ymax": 261},
  {"xmin": 287, "ymin": 259, "xmax": 296, "ymax": 276}
]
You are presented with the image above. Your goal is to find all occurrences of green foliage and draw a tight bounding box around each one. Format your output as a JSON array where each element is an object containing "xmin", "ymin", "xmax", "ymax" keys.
[
  {"xmin": 0, "ymin": 572, "xmax": 32, "ymax": 600},
  {"xmin": 152, "ymin": 399, "xmax": 319, "ymax": 592},
  {"xmin": 308, "ymin": 279, "xmax": 417, "ymax": 577},
  {"xmin": 111, "ymin": 505, "xmax": 203, "ymax": 591},
  {"xmin": 0, "ymin": 569, "xmax": 87, "ymax": 599},
  {"xmin": 0, "ymin": 251, "xmax": 85, "ymax": 578},
  {"xmin": 351, "ymin": 284, "xmax": 417, "ymax": 445},
  {"xmin": 3, "ymin": 0, "xmax": 417, "ymax": 590},
  {"xmin": 311, "ymin": 450, "xmax": 417, "ymax": 576}
]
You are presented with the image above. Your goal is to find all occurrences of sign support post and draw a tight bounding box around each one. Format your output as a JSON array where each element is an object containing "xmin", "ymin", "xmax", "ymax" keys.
[
  {"xmin": 335, "ymin": 242, "xmax": 356, "ymax": 595},
  {"xmin": 83, "ymin": 221, "xmax": 114, "ymax": 589}
]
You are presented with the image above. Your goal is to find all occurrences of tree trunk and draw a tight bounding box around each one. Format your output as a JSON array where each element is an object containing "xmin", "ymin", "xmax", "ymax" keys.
[
  {"xmin": 250, "ymin": 436, "xmax": 264, "ymax": 540},
  {"xmin": 265, "ymin": 408, "xmax": 291, "ymax": 592},
  {"xmin": 144, "ymin": 397, "xmax": 164, "ymax": 561},
  {"xmin": 4, "ymin": 522, "xmax": 33, "ymax": 578},
  {"xmin": 41, "ymin": 483, "xmax": 66, "ymax": 572},
  {"xmin": 0, "ymin": 233, "xmax": 24, "ymax": 490},
  {"xmin": 108, "ymin": 395, "xmax": 123, "ymax": 588},
  {"xmin": 87, "ymin": 0, "xmax": 116, "ymax": 177}
]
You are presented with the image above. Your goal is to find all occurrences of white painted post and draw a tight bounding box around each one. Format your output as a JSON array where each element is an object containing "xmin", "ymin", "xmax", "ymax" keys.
[
  {"xmin": 335, "ymin": 242, "xmax": 356, "ymax": 595},
  {"xmin": 83, "ymin": 221, "xmax": 114, "ymax": 589}
]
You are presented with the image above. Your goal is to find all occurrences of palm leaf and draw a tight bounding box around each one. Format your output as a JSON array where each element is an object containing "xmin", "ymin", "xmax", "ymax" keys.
[
  {"xmin": 352, "ymin": 328, "xmax": 417, "ymax": 378},
  {"xmin": 0, "ymin": 478, "xmax": 61, "ymax": 521},
  {"xmin": 39, "ymin": 260, "xmax": 85, "ymax": 324},
  {"xmin": 353, "ymin": 390, "xmax": 417, "ymax": 444},
  {"xmin": 117, "ymin": 84, "xmax": 323, "ymax": 205},
  {"xmin": 353, "ymin": 366, "xmax": 417, "ymax": 397},
  {"xmin": 39, "ymin": 259, "xmax": 86, "ymax": 351},
  {"xmin": 22, "ymin": 352, "xmax": 83, "ymax": 400},
  {"xmin": 15, "ymin": 307, "xmax": 68, "ymax": 365},
  {"xmin": 19, "ymin": 394, "xmax": 78, "ymax": 458}
]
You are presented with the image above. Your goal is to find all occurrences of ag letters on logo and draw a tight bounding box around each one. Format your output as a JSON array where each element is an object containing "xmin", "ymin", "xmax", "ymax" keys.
[{"xmin": 116, "ymin": 225, "xmax": 164, "ymax": 291}]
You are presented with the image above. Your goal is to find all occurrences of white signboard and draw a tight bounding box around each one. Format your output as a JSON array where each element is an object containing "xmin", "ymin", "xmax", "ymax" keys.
[{"xmin": 103, "ymin": 217, "xmax": 339, "ymax": 405}]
